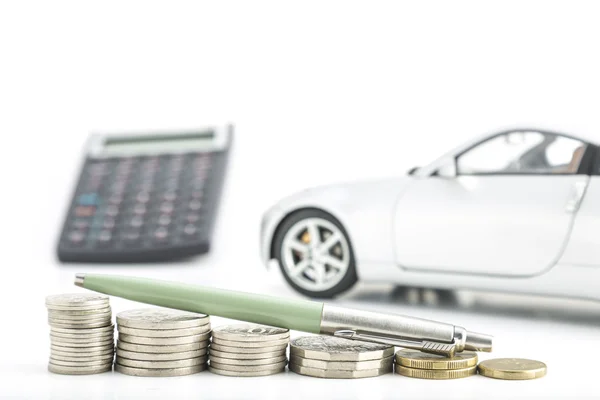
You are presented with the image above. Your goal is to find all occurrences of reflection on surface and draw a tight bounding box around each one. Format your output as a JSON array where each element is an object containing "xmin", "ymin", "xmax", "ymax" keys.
[{"xmin": 344, "ymin": 285, "xmax": 600, "ymax": 327}]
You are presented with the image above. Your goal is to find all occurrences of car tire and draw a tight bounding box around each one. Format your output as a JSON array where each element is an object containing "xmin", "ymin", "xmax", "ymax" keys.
[{"xmin": 273, "ymin": 208, "xmax": 358, "ymax": 299}]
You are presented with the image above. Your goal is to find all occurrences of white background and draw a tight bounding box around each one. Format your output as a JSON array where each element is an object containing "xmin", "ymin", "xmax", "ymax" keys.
[{"xmin": 1, "ymin": 1, "xmax": 600, "ymax": 398}]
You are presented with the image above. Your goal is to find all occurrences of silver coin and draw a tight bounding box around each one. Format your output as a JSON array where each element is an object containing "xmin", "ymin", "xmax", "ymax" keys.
[
  {"xmin": 290, "ymin": 354, "xmax": 394, "ymax": 370},
  {"xmin": 48, "ymin": 307, "xmax": 111, "ymax": 316},
  {"xmin": 48, "ymin": 317, "xmax": 112, "ymax": 326},
  {"xmin": 117, "ymin": 340, "xmax": 208, "ymax": 354},
  {"xmin": 119, "ymin": 332, "xmax": 210, "ymax": 345},
  {"xmin": 49, "ymin": 317, "xmax": 112, "ymax": 327},
  {"xmin": 209, "ymin": 360, "xmax": 287, "ymax": 372},
  {"xmin": 116, "ymin": 348, "xmax": 207, "ymax": 361},
  {"xmin": 48, "ymin": 363, "xmax": 112, "ymax": 375},
  {"xmin": 115, "ymin": 363, "xmax": 206, "ymax": 377},
  {"xmin": 290, "ymin": 336, "xmax": 394, "ymax": 361},
  {"xmin": 209, "ymin": 355, "xmax": 287, "ymax": 366},
  {"xmin": 116, "ymin": 355, "xmax": 207, "ymax": 369},
  {"xmin": 51, "ymin": 343, "xmax": 114, "ymax": 353},
  {"xmin": 209, "ymin": 342, "xmax": 288, "ymax": 354},
  {"xmin": 50, "ymin": 330, "xmax": 114, "ymax": 340},
  {"xmin": 211, "ymin": 324, "xmax": 289, "ymax": 342},
  {"xmin": 51, "ymin": 353, "xmax": 114, "ymax": 363},
  {"xmin": 116, "ymin": 308, "xmax": 209, "ymax": 330},
  {"xmin": 51, "ymin": 337, "xmax": 113, "ymax": 348},
  {"xmin": 47, "ymin": 304, "xmax": 111, "ymax": 312},
  {"xmin": 50, "ymin": 333, "xmax": 113, "ymax": 344},
  {"xmin": 46, "ymin": 293, "xmax": 109, "ymax": 308},
  {"xmin": 211, "ymin": 337, "xmax": 289, "ymax": 348},
  {"xmin": 50, "ymin": 325, "xmax": 114, "ymax": 335},
  {"xmin": 289, "ymin": 363, "xmax": 392, "ymax": 378},
  {"xmin": 208, "ymin": 366, "xmax": 285, "ymax": 377},
  {"xmin": 51, "ymin": 347, "xmax": 114, "ymax": 358},
  {"xmin": 48, "ymin": 312, "xmax": 111, "ymax": 322},
  {"xmin": 208, "ymin": 348, "xmax": 286, "ymax": 360},
  {"xmin": 49, "ymin": 357, "xmax": 113, "ymax": 367},
  {"xmin": 49, "ymin": 320, "xmax": 112, "ymax": 329},
  {"xmin": 117, "ymin": 324, "xmax": 210, "ymax": 338}
]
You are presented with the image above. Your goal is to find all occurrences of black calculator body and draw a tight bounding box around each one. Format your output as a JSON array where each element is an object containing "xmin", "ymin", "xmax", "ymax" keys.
[{"xmin": 57, "ymin": 126, "xmax": 233, "ymax": 263}]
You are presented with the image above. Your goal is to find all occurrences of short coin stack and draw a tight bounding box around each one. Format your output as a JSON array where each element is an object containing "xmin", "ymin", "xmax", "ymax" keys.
[
  {"xmin": 46, "ymin": 293, "xmax": 114, "ymax": 375},
  {"xmin": 289, "ymin": 336, "xmax": 394, "ymax": 379},
  {"xmin": 209, "ymin": 324, "xmax": 289, "ymax": 377},
  {"xmin": 115, "ymin": 308, "xmax": 211, "ymax": 377},
  {"xmin": 395, "ymin": 349, "xmax": 478, "ymax": 379},
  {"xmin": 478, "ymin": 358, "xmax": 547, "ymax": 380}
]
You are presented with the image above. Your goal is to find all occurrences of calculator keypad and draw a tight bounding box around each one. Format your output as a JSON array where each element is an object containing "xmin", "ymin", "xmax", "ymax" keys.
[{"xmin": 61, "ymin": 153, "xmax": 217, "ymax": 252}]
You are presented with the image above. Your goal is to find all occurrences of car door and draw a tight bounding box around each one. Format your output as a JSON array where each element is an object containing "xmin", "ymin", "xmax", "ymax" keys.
[
  {"xmin": 559, "ymin": 146, "xmax": 600, "ymax": 266},
  {"xmin": 393, "ymin": 131, "xmax": 591, "ymax": 277}
]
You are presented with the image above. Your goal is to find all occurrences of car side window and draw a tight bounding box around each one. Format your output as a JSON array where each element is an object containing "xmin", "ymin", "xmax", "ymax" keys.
[{"xmin": 456, "ymin": 132, "xmax": 587, "ymax": 175}]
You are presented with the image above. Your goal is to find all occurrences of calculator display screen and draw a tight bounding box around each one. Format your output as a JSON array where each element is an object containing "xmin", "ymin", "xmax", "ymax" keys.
[{"xmin": 103, "ymin": 132, "xmax": 215, "ymax": 155}]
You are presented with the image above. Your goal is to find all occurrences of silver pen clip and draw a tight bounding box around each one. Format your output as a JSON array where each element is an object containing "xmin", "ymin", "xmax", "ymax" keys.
[{"xmin": 334, "ymin": 330, "xmax": 456, "ymax": 357}]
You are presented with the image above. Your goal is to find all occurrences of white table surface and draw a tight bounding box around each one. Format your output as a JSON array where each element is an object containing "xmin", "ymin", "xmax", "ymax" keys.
[
  {"xmin": 3, "ymin": 261, "xmax": 600, "ymax": 399},
  {"xmin": 2, "ymin": 1, "xmax": 600, "ymax": 398}
]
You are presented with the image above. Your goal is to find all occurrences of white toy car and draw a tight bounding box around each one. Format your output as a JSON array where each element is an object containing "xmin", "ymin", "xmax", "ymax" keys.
[{"xmin": 260, "ymin": 129, "xmax": 600, "ymax": 299}]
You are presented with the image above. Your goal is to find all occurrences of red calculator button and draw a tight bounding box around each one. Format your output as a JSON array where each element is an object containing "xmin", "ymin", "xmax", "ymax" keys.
[{"xmin": 74, "ymin": 206, "xmax": 96, "ymax": 217}]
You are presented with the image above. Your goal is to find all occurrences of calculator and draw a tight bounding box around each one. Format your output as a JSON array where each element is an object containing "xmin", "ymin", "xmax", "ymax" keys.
[{"xmin": 57, "ymin": 126, "xmax": 233, "ymax": 263}]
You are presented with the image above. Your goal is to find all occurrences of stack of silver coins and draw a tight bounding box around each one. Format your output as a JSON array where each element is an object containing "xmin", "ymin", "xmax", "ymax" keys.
[
  {"xmin": 209, "ymin": 324, "xmax": 289, "ymax": 377},
  {"xmin": 115, "ymin": 308, "xmax": 211, "ymax": 377},
  {"xmin": 46, "ymin": 293, "xmax": 114, "ymax": 375},
  {"xmin": 289, "ymin": 336, "xmax": 394, "ymax": 379}
]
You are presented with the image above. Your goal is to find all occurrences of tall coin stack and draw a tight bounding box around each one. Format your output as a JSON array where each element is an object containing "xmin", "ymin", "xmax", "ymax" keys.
[
  {"xmin": 209, "ymin": 324, "xmax": 289, "ymax": 377},
  {"xmin": 394, "ymin": 349, "xmax": 478, "ymax": 379},
  {"xmin": 115, "ymin": 308, "xmax": 211, "ymax": 377},
  {"xmin": 289, "ymin": 336, "xmax": 394, "ymax": 379},
  {"xmin": 46, "ymin": 293, "xmax": 114, "ymax": 375}
]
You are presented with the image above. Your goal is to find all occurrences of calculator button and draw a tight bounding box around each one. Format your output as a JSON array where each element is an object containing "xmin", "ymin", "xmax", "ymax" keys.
[
  {"xmin": 132, "ymin": 204, "xmax": 147, "ymax": 215},
  {"xmin": 108, "ymin": 195, "xmax": 123, "ymax": 205},
  {"xmin": 74, "ymin": 206, "xmax": 96, "ymax": 217},
  {"xmin": 159, "ymin": 202, "xmax": 174, "ymax": 214},
  {"xmin": 183, "ymin": 224, "xmax": 197, "ymax": 236},
  {"xmin": 96, "ymin": 230, "xmax": 112, "ymax": 245},
  {"xmin": 185, "ymin": 213, "xmax": 201, "ymax": 223},
  {"xmin": 158, "ymin": 214, "xmax": 171, "ymax": 226},
  {"xmin": 153, "ymin": 227, "xmax": 169, "ymax": 241},
  {"xmin": 136, "ymin": 192, "xmax": 150, "ymax": 203},
  {"xmin": 121, "ymin": 230, "xmax": 141, "ymax": 242},
  {"xmin": 193, "ymin": 170, "xmax": 208, "ymax": 179},
  {"xmin": 190, "ymin": 181, "xmax": 205, "ymax": 190},
  {"xmin": 71, "ymin": 219, "xmax": 90, "ymax": 229},
  {"xmin": 102, "ymin": 218, "xmax": 116, "ymax": 229},
  {"xmin": 105, "ymin": 205, "xmax": 120, "ymax": 217},
  {"xmin": 188, "ymin": 200, "xmax": 202, "ymax": 211},
  {"xmin": 162, "ymin": 191, "xmax": 177, "ymax": 202},
  {"xmin": 67, "ymin": 230, "xmax": 85, "ymax": 244},
  {"xmin": 189, "ymin": 190, "xmax": 204, "ymax": 199},
  {"xmin": 78, "ymin": 193, "xmax": 99, "ymax": 206},
  {"xmin": 129, "ymin": 216, "xmax": 144, "ymax": 228}
]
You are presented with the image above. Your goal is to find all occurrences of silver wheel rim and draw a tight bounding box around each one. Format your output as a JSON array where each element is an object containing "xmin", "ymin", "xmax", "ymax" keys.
[{"xmin": 280, "ymin": 217, "xmax": 351, "ymax": 292}]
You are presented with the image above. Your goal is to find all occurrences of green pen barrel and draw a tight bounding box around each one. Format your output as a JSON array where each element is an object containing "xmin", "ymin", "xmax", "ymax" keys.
[{"xmin": 79, "ymin": 274, "xmax": 324, "ymax": 333}]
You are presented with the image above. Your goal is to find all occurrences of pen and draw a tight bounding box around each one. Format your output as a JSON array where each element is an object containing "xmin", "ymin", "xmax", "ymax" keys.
[{"xmin": 75, "ymin": 273, "xmax": 492, "ymax": 357}]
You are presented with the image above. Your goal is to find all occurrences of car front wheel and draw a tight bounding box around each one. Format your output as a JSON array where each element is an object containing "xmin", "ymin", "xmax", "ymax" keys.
[{"xmin": 273, "ymin": 209, "xmax": 358, "ymax": 298}]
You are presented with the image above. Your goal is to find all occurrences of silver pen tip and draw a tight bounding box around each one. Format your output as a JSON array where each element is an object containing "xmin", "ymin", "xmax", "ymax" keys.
[
  {"xmin": 74, "ymin": 273, "xmax": 85, "ymax": 288},
  {"xmin": 465, "ymin": 331, "xmax": 493, "ymax": 352}
]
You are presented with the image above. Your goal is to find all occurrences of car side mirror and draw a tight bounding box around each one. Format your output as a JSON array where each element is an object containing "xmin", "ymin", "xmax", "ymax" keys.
[
  {"xmin": 436, "ymin": 158, "xmax": 457, "ymax": 178},
  {"xmin": 407, "ymin": 166, "xmax": 419, "ymax": 175}
]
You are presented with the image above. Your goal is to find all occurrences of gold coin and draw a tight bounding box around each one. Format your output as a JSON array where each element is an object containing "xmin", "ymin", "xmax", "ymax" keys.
[
  {"xmin": 478, "ymin": 358, "xmax": 546, "ymax": 380},
  {"xmin": 396, "ymin": 365, "xmax": 477, "ymax": 379},
  {"xmin": 395, "ymin": 349, "xmax": 478, "ymax": 370}
]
